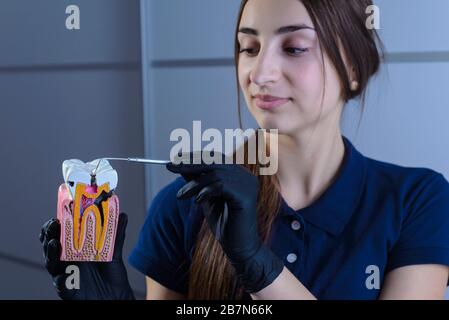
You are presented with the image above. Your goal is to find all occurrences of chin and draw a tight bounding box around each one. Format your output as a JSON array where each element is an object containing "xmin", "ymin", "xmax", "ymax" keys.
[{"xmin": 254, "ymin": 114, "xmax": 297, "ymax": 133}]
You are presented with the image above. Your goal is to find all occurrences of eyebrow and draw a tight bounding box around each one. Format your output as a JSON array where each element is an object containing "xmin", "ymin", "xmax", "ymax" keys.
[{"xmin": 238, "ymin": 24, "xmax": 315, "ymax": 36}]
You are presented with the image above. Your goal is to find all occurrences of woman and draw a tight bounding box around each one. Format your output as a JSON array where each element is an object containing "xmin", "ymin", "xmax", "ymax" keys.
[{"xmin": 41, "ymin": 0, "xmax": 449, "ymax": 300}]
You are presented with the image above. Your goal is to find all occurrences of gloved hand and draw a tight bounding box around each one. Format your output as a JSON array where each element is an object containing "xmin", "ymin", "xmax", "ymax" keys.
[
  {"xmin": 39, "ymin": 213, "xmax": 135, "ymax": 300},
  {"xmin": 166, "ymin": 154, "xmax": 284, "ymax": 293}
]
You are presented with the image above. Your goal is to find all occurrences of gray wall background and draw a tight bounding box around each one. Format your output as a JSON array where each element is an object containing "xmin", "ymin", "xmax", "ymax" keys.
[{"xmin": 0, "ymin": 0, "xmax": 448, "ymax": 299}]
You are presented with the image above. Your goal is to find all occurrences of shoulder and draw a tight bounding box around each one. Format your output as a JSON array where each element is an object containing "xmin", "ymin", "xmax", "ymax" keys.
[
  {"xmin": 363, "ymin": 156, "xmax": 449, "ymax": 220},
  {"xmin": 364, "ymin": 161, "xmax": 449, "ymax": 274},
  {"xmin": 364, "ymin": 156, "xmax": 448, "ymax": 196}
]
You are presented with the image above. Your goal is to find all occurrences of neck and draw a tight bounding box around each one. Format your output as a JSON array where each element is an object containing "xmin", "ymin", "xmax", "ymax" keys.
[{"xmin": 266, "ymin": 127, "xmax": 345, "ymax": 211}]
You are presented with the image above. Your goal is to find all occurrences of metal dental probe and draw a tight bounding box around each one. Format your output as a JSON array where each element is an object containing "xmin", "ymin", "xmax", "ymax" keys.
[
  {"xmin": 91, "ymin": 157, "xmax": 171, "ymax": 177},
  {"xmin": 107, "ymin": 157, "xmax": 171, "ymax": 165}
]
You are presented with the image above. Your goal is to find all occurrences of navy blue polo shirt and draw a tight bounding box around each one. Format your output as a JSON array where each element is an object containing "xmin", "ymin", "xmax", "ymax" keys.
[{"xmin": 129, "ymin": 136, "xmax": 449, "ymax": 299}]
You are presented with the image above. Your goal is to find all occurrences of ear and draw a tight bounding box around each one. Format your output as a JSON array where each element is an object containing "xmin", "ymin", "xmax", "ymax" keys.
[
  {"xmin": 339, "ymin": 41, "xmax": 357, "ymax": 84},
  {"xmin": 349, "ymin": 65, "xmax": 357, "ymax": 83}
]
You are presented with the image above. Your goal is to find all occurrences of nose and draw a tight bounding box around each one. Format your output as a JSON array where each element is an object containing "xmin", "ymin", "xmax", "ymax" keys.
[{"xmin": 249, "ymin": 49, "xmax": 281, "ymax": 86}]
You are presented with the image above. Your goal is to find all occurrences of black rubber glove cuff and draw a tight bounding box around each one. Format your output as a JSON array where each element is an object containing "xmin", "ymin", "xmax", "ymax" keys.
[{"xmin": 229, "ymin": 243, "xmax": 284, "ymax": 293}]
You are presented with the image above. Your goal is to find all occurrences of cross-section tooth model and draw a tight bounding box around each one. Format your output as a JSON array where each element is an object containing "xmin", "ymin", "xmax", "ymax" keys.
[{"xmin": 57, "ymin": 159, "xmax": 119, "ymax": 262}]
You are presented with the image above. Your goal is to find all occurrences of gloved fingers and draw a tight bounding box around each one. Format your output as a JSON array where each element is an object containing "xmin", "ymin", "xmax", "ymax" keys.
[
  {"xmin": 165, "ymin": 149, "xmax": 228, "ymax": 175},
  {"xmin": 191, "ymin": 180, "xmax": 227, "ymax": 239},
  {"xmin": 216, "ymin": 202, "xmax": 229, "ymax": 241},
  {"xmin": 178, "ymin": 172, "xmax": 196, "ymax": 183},
  {"xmin": 171, "ymin": 150, "xmax": 227, "ymax": 165},
  {"xmin": 168, "ymin": 161, "xmax": 255, "ymax": 184},
  {"xmin": 112, "ymin": 213, "xmax": 128, "ymax": 261},
  {"xmin": 40, "ymin": 219, "xmax": 61, "ymax": 261},
  {"xmin": 177, "ymin": 173, "xmax": 220, "ymax": 200},
  {"xmin": 40, "ymin": 218, "xmax": 60, "ymax": 243},
  {"xmin": 39, "ymin": 220, "xmax": 49, "ymax": 243},
  {"xmin": 53, "ymin": 273, "xmax": 75, "ymax": 300},
  {"xmin": 194, "ymin": 180, "xmax": 223, "ymax": 204},
  {"xmin": 46, "ymin": 238, "xmax": 63, "ymax": 276},
  {"xmin": 166, "ymin": 162, "xmax": 215, "ymax": 176},
  {"xmin": 210, "ymin": 200, "xmax": 229, "ymax": 241}
]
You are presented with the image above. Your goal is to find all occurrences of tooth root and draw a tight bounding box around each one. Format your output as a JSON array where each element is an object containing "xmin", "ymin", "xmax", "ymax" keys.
[{"xmin": 58, "ymin": 181, "xmax": 119, "ymax": 262}]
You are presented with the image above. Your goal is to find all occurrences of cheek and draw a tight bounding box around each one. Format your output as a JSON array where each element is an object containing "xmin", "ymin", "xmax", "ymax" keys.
[
  {"xmin": 237, "ymin": 71, "xmax": 246, "ymax": 91},
  {"xmin": 288, "ymin": 60, "xmax": 324, "ymax": 102},
  {"xmin": 237, "ymin": 61, "xmax": 251, "ymax": 86},
  {"xmin": 238, "ymin": 66, "xmax": 255, "ymax": 107},
  {"xmin": 321, "ymin": 59, "xmax": 344, "ymax": 107}
]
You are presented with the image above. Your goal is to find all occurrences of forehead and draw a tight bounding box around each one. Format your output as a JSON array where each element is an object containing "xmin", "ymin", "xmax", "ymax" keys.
[{"xmin": 239, "ymin": 0, "xmax": 314, "ymax": 34}]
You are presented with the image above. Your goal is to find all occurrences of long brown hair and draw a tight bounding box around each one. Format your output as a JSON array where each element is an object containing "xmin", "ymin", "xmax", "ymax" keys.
[{"xmin": 187, "ymin": 0, "xmax": 383, "ymax": 300}]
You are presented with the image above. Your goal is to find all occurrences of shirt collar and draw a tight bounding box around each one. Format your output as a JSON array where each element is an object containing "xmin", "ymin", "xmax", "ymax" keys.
[{"xmin": 280, "ymin": 135, "xmax": 367, "ymax": 236}]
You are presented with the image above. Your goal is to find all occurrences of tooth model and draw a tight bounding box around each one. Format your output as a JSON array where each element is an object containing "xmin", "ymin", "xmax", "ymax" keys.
[{"xmin": 57, "ymin": 159, "xmax": 119, "ymax": 261}]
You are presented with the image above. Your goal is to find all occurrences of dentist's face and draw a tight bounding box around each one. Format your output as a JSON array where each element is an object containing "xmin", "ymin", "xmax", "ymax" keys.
[{"xmin": 237, "ymin": 0, "xmax": 345, "ymax": 134}]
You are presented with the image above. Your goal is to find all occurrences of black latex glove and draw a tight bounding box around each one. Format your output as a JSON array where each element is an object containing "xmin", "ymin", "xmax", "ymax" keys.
[
  {"xmin": 39, "ymin": 213, "xmax": 135, "ymax": 300},
  {"xmin": 166, "ymin": 155, "xmax": 284, "ymax": 293}
]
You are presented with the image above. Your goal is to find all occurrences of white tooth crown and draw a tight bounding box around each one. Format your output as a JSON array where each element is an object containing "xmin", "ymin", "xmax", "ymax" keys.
[{"xmin": 62, "ymin": 159, "xmax": 118, "ymax": 198}]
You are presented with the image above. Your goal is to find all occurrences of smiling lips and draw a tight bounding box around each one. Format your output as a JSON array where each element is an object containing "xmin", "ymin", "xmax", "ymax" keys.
[{"xmin": 253, "ymin": 94, "xmax": 291, "ymax": 110}]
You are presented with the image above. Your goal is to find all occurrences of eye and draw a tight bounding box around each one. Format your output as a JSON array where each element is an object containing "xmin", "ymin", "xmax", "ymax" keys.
[
  {"xmin": 239, "ymin": 48, "xmax": 259, "ymax": 57},
  {"xmin": 284, "ymin": 47, "xmax": 308, "ymax": 56}
]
